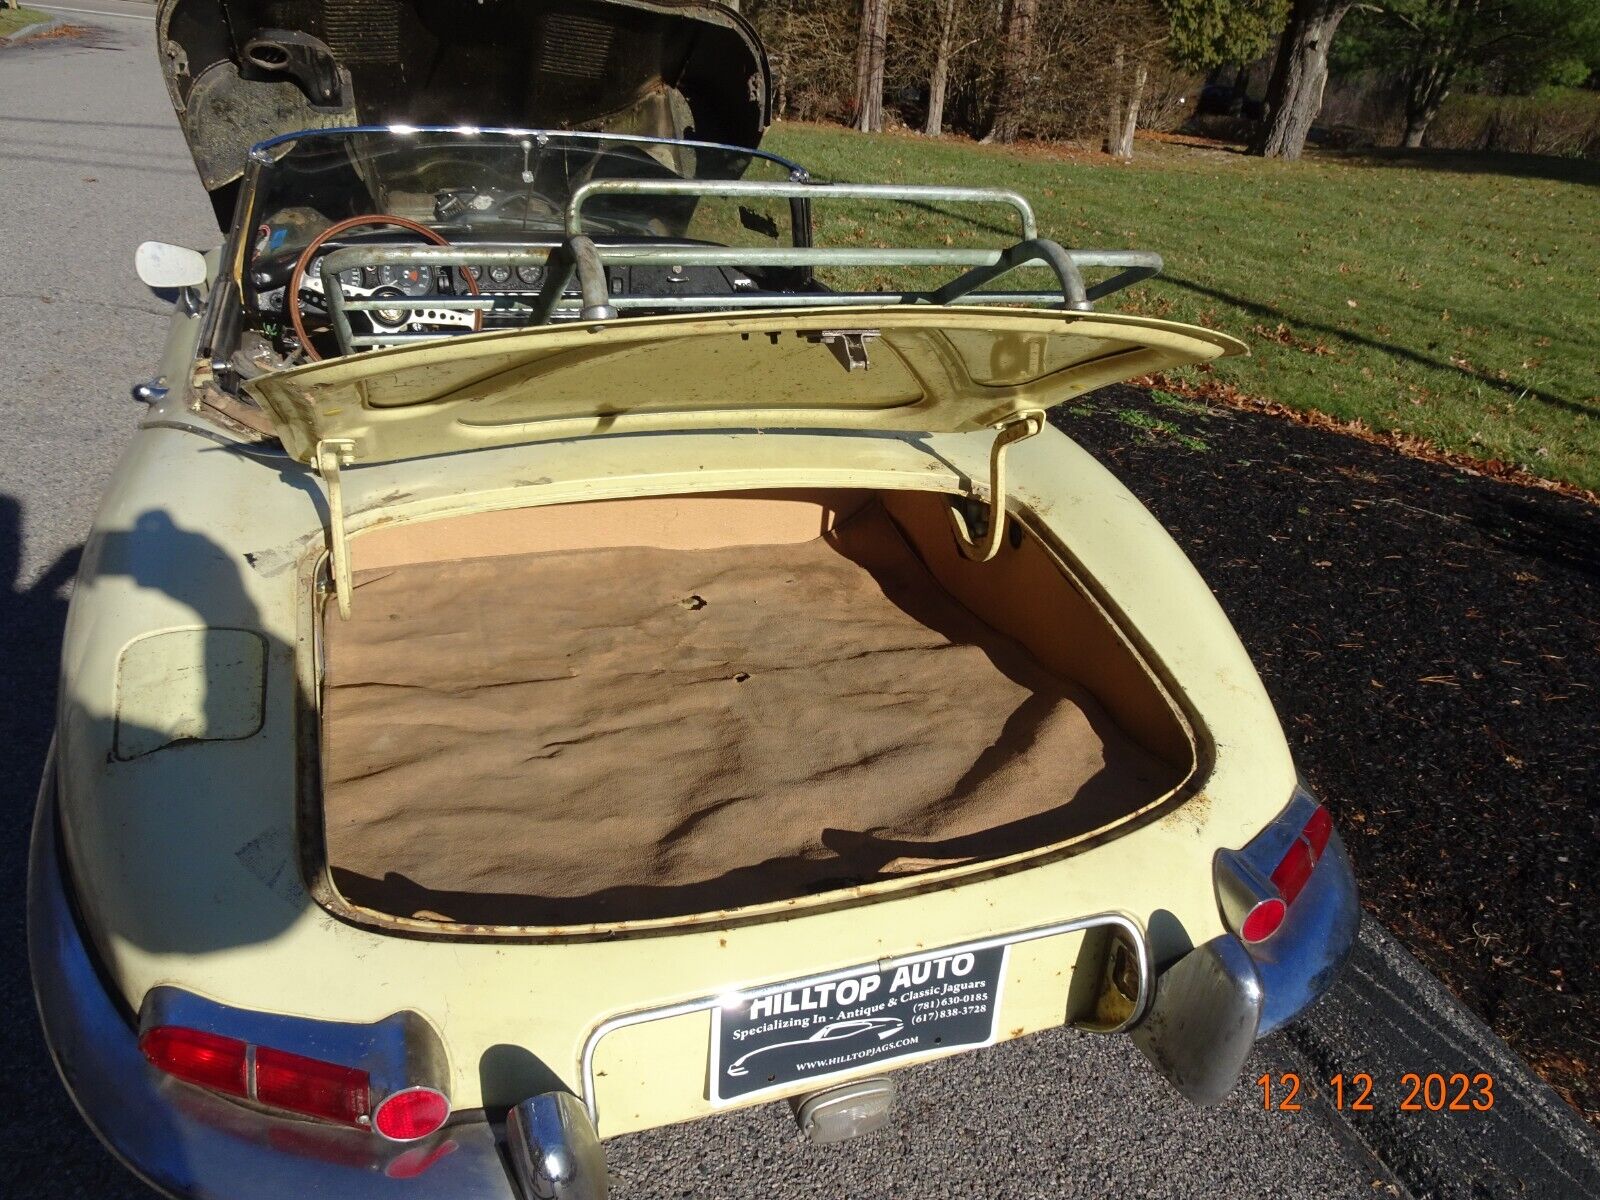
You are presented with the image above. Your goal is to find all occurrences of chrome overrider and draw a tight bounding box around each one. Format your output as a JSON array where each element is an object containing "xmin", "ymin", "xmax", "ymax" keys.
[
  {"xmin": 507, "ymin": 1092, "xmax": 610, "ymax": 1200},
  {"xmin": 31, "ymin": 747, "xmax": 1354, "ymax": 1198}
]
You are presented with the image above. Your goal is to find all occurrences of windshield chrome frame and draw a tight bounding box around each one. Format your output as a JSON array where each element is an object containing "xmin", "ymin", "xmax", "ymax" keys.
[{"xmin": 247, "ymin": 124, "xmax": 810, "ymax": 183}]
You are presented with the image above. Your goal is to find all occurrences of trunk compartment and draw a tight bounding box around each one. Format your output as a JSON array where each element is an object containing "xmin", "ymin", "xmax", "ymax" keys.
[{"xmin": 317, "ymin": 489, "xmax": 1194, "ymax": 929}]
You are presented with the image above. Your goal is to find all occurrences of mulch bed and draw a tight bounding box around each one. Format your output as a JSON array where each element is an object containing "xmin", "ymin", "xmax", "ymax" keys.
[{"xmin": 1057, "ymin": 385, "xmax": 1599, "ymax": 1126}]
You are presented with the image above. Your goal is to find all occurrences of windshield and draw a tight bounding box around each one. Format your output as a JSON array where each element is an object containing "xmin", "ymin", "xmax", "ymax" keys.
[{"xmin": 248, "ymin": 126, "xmax": 807, "ymax": 244}]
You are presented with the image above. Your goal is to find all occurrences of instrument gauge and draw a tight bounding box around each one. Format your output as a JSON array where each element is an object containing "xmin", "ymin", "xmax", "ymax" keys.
[
  {"xmin": 516, "ymin": 265, "xmax": 544, "ymax": 287},
  {"xmin": 461, "ymin": 264, "xmax": 482, "ymax": 284},
  {"xmin": 488, "ymin": 264, "xmax": 512, "ymax": 286}
]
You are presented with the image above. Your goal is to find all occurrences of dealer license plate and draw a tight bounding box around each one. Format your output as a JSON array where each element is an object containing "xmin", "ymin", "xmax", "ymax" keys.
[{"xmin": 709, "ymin": 944, "xmax": 1008, "ymax": 1103}]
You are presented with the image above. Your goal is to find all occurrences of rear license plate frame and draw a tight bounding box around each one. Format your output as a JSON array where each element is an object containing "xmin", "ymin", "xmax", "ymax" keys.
[{"xmin": 709, "ymin": 943, "xmax": 1009, "ymax": 1104}]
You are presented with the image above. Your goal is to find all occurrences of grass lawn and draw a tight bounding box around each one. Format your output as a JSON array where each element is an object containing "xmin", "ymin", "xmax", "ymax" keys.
[
  {"xmin": 762, "ymin": 123, "xmax": 1600, "ymax": 494},
  {"xmin": 0, "ymin": 5, "xmax": 51, "ymax": 37}
]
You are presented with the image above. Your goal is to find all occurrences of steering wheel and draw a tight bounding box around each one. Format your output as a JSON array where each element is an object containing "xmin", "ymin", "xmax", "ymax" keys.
[{"xmin": 288, "ymin": 214, "xmax": 482, "ymax": 362}]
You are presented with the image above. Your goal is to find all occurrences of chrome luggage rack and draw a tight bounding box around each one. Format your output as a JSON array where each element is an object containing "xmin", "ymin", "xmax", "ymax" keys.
[{"xmin": 319, "ymin": 178, "xmax": 1162, "ymax": 356}]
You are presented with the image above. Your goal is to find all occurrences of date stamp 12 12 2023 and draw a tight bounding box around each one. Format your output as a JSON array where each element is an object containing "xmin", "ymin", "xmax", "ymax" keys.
[{"xmin": 1258, "ymin": 1072, "xmax": 1496, "ymax": 1113}]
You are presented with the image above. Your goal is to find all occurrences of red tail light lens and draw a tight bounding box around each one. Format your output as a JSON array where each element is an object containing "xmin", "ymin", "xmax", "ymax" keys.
[
  {"xmin": 1268, "ymin": 804, "xmax": 1335, "ymax": 911},
  {"xmin": 140, "ymin": 1024, "xmax": 395, "ymax": 1131},
  {"xmin": 1271, "ymin": 837, "xmax": 1316, "ymax": 904},
  {"xmin": 1239, "ymin": 897, "xmax": 1287, "ymax": 943},
  {"xmin": 140, "ymin": 1026, "xmax": 248, "ymax": 1097},
  {"xmin": 373, "ymin": 1087, "xmax": 451, "ymax": 1141},
  {"xmin": 1303, "ymin": 805, "xmax": 1333, "ymax": 857},
  {"xmin": 255, "ymin": 1045, "xmax": 371, "ymax": 1127}
]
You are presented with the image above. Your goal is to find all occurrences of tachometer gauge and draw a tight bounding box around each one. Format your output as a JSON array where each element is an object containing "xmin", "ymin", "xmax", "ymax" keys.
[{"xmin": 516, "ymin": 264, "xmax": 544, "ymax": 286}]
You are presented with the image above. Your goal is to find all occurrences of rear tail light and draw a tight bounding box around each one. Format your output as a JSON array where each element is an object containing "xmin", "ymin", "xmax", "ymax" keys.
[
  {"xmin": 139, "ymin": 1025, "xmax": 448, "ymax": 1138},
  {"xmin": 1238, "ymin": 896, "xmax": 1287, "ymax": 943},
  {"xmin": 140, "ymin": 1026, "xmax": 249, "ymax": 1097},
  {"xmin": 1270, "ymin": 837, "xmax": 1316, "ymax": 905},
  {"xmin": 1303, "ymin": 805, "xmax": 1333, "ymax": 857},
  {"xmin": 1218, "ymin": 800, "xmax": 1337, "ymax": 944},
  {"xmin": 373, "ymin": 1087, "xmax": 452, "ymax": 1141},
  {"xmin": 254, "ymin": 1045, "xmax": 371, "ymax": 1127}
]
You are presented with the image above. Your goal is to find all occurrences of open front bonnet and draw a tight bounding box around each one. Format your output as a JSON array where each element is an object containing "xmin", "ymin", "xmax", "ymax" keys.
[
  {"xmin": 155, "ymin": 0, "xmax": 770, "ymax": 219},
  {"xmin": 246, "ymin": 306, "xmax": 1247, "ymax": 466}
]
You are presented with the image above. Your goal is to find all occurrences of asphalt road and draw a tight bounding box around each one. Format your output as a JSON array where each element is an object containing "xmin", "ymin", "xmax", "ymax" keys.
[{"xmin": 0, "ymin": 11, "xmax": 1592, "ymax": 1200}]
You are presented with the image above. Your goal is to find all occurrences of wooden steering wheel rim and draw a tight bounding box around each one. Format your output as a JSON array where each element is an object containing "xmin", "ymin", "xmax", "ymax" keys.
[{"xmin": 287, "ymin": 213, "xmax": 482, "ymax": 362}]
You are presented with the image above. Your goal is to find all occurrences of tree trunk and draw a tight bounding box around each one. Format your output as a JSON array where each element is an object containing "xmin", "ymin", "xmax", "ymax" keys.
[
  {"xmin": 1248, "ymin": 0, "xmax": 1354, "ymax": 160},
  {"xmin": 1103, "ymin": 48, "xmax": 1148, "ymax": 160},
  {"xmin": 984, "ymin": 0, "xmax": 1037, "ymax": 144},
  {"xmin": 1117, "ymin": 63, "xmax": 1148, "ymax": 159},
  {"xmin": 1399, "ymin": 58, "xmax": 1454, "ymax": 150},
  {"xmin": 1105, "ymin": 45, "xmax": 1126, "ymax": 155},
  {"xmin": 854, "ymin": 0, "xmax": 891, "ymax": 134},
  {"xmin": 924, "ymin": 0, "xmax": 959, "ymax": 137}
]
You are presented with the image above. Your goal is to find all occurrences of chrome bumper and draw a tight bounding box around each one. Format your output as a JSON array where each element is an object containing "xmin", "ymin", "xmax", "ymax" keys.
[
  {"xmin": 1132, "ymin": 830, "xmax": 1360, "ymax": 1103},
  {"xmin": 27, "ymin": 755, "xmax": 528, "ymax": 1200}
]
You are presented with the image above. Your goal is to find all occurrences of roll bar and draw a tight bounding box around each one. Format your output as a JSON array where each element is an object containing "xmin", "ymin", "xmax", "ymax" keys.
[{"xmin": 317, "ymin": 178, "xmax": 1162, "ymax": 357}]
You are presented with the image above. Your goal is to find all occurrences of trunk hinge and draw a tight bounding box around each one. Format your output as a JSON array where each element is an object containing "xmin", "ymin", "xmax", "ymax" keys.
[
  {"xmin": 314, "ymin": 439, "xmax": 357, "ymax": 619},
  {"xmin": 948, "ymin": 410, "xmax": 1045, "ymax": 563}
]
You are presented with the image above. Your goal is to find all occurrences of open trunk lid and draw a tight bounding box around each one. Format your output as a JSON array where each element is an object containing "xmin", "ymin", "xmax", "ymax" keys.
[{"xmin": 246, "ymin": 306, "xmax": 1246, "ymax": 466}]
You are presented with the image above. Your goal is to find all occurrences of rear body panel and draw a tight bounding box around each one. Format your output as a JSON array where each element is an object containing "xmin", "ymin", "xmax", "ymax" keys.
[{"xmin": 55, "ymin": 376, "xmax": 1294, "ymax": 1131}]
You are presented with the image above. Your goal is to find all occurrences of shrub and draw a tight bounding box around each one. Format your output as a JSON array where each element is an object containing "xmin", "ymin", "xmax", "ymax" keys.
[{"xmin": 1429, "ymin": 89, "xmax": 1600, "ymax": 158}]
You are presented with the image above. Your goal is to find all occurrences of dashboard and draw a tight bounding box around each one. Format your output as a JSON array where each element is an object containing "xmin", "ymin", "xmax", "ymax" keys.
[{"xmin": 247, "ymin": 231, "xmax": 773, "ymax": 358}]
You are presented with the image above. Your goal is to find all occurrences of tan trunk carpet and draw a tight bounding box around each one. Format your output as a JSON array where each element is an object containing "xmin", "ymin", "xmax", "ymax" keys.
[{"xmin": 321, "ymin": 503, "xmax": 1180, "ymax": 925}]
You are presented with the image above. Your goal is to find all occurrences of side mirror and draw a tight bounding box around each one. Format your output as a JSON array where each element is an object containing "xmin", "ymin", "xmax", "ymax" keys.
[
  {"xmin": 135, "ymin": 241, "xmax": 208, "ymax": 315},
  {"xmin": 136, "ymin": 241, "xmax": 208, "ymax": 289}
]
